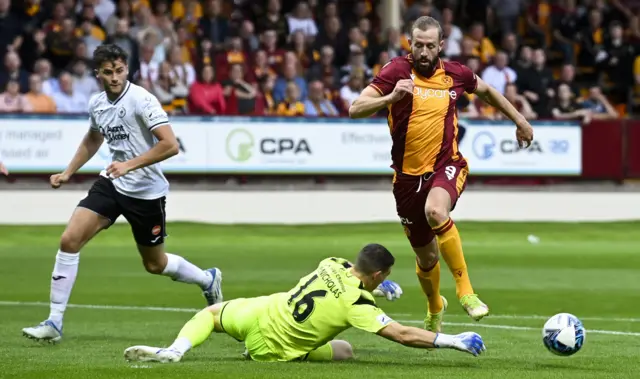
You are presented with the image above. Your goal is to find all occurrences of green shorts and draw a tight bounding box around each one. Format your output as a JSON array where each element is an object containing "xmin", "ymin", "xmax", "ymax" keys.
[{"xmin": 220, "ymin": 296, "xmax": 280, "ymax": 362}]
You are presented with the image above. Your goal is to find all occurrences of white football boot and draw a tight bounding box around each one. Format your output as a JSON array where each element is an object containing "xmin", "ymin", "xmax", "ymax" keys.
[
  {"xmin": 124, "ymin": 346, "xmax": 183, "ymax": 363},
  {"xmin": 202, "ymin": 268, "xmax": 223, "ymax": 306},
  {"xmin": 22, "ymin": 320, "xmax": 63, "ymax": 343}
]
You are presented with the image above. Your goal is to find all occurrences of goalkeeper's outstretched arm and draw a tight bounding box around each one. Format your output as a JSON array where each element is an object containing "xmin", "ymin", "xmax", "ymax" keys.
[{"xmin": 377, "ymin": 321, "xmax": 486, "ymax": 356}]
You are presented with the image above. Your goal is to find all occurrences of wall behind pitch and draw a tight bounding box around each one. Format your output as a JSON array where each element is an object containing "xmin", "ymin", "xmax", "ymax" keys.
[{"xmin": 1, "ymin": 190, "xmax": 638, "ymax": 224}]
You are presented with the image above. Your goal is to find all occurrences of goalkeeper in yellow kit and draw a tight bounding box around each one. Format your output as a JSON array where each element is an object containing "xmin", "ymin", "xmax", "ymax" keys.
[{"xmin": 124, "ymin": 244, "xmax": 486, "ymax": 363}]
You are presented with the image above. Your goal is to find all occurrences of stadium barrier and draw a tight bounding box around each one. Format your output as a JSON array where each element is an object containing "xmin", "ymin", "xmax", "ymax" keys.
[
  {"xmin": 2, "ymin": 190, "xmax": 639, "ymax": 224},
  {"xmin": 0, "ymin": 115, "xmax": 585, "ymax": 176}
]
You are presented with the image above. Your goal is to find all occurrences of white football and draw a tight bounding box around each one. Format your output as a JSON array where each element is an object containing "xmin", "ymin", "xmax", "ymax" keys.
[{"xmin": 542, "ymin": 313, "xmax": 586, "ymax": 356}]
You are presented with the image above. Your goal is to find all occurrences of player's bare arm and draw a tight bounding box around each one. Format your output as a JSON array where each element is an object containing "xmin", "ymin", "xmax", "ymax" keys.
[
  {"xmin": 106, "ymin": 124, "xmax": 179, "ymax": 179},
  {"xmin": 377, "ymin": 321, "xmax": 485, "ymax": 356},
  {"xmin": 474, "ymin": 77, "xmax": 534, "ymax": 148},
  {"xmin": 51, "ymin": 128, "xmax": 104, "ymax": 189},
  {"xmin": 348, "ymin": 79, "xmax": 414, "ymax": 119},
  {"xmin": 0, "ymin": 161, "xmax": 7, "ymax": 176}
]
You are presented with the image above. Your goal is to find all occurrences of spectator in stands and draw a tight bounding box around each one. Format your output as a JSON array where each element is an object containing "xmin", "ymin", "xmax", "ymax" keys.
[
  {"xmin": 290, "ymin": 30, "xmax": 313, "ymax": 70},
  {"xmin": 490, "ymin": 0, "xmax": 526, "ymax": 35},
  {"xmin": 46, "ymin": 18, "xmax": 82, "ymax": 71},
  {"xmin": 188, "ymin": 64, "xmax": 225, "ymax": 115},
  {"xmin": 0, "ymin": 0, "xmax": 21, "ymax": 54},
  {"xmin": 340, "ymin": 49, "xmax": 373, "ymax": 85},
  {"xmin": 275, "ymin": 81, "xmax": 304, "ymax": 116},
  {"xmin": 377, "ymin": 27, "xmax": 404, "ymax": 61},
  {"xmin": 518, "ymin": 48, "xmax": 554, "ymax": 118},
  {"xmin": 501, "ymin": 33, "xmax": 519, "ymax": 66},
  {"xmin": 513, "ymin": 46, "xmax": 533, "ymax": 79},
  {"xmin": 554, "ymin": 63, "xmax": 580, "ymax": 99},
  {"xmin": 78, "ymin": 8, "xmax": 107, "ymax": 57},
  {"xmin": 257, "ymin": 74, "xmax": 276, "ymax": 115},
  {"xmin": 107, "ymin": 18, "xmax": 140, "ymax": 71},
  {"xmin": 580, "ymin": 87, "xmax": 619, "ymax": 120},
  {"xmin": 450, "ymin": 36, "xmax": 475, "ymax": 65},
  {"xmin": 372, "ymin": 51, "xmax": 391, "ymax": 77},
  {"xmin": 525, "ymin": 0, "xmax": 558, "ymax": 48},
  {"xmin": 239, "ymin": 20, "xmax": 260, "ymax": 52},
  {"xmin": 257, "ymin": 0, "xmax": 288, "ymax": 44},
  {"xmin": 467, "ymin": 22, "xmax": 496, "ymax": 64},
  {"xmin": 253, "ymin": 50, "xmax": 278, "ymax": 83},
  {"xmin": 169, "ymin": 45, "xmax": 196, "ymax": 88},
  {"xmin": 18, "ymin": 24, "xmax": 47, "ymax": 74},
  {"xmin": 274, "ymin": 62, "xmax": 307, "ymax": 103},
  {"xmin": 153, "ymin": 61, "xmax": 189, "ymax": 115},
  {"xmin": 70, "ymin": 59, "xmax": 100, "ymax": 99},
  {"xmin": 552, "ymin": 0, "xmax": 579, "ymax": 64},
  {"xmin": 577, "ymin": 8, "xmax": 605, "ymax": 80},
  {"xmin": 347, "ymin": 26, "xmax": 370, "ymax": 62},
  {"xmin": 0, "ymin": 51, "xmax": 29, "ymax": 93},
  {"xmin": 197, "ymin": 0, "xmax": 228, "ymax": 52},
  {"xmin": 339, "ymin": 72, "xmax": 364, "ymax": 110},
  {"xmin": 261, "ymin": 29, "xmax": 286, "ymax": 72},
  {"xmin": 223, "ymin": 64, "xmax": 257, "ymax": 115},
  {"xmin": 442, "ymin": 8, "xmax": 463, "ymax": 58},
  {"xmin": 24, "ymin": 74, "xmax": 56, "ymax": 114},
  {"xmin": 104, "ymin": 0, "xmax": 133, "ymax": 36},
  {"xmin": 500, "ymin": 83, "xmax": 537, "ymax": 120},
  {"xmin": 136, "ymin": 42, "xmax": 160, "ymax": 83},
  {"xmin": 52, "ymin": 72, "xmax": 88, "ymax": 114},
  {"xmin": 304, "ymin": 80, "xmax": 338, "ymax": 117},
  {"xmin": 217, "ymin": 36, "xmax": 249, "ymax": 78},
  {"xmin": 315, "ymin": 17, "xmax": 348, "ymax": 67},
  {"xmin": 287, "ymin": 1, "xmax": 318, "ymax": 40},
  {"xmin": 34, "ymin": 59, "xmax": 59, "ymax": 97},
  {"xmin": 551, "ymin": 83, "xmax": 591, "ymax": 123},
  {"xmin": 480, "ymin": 51, "xmax": 516, "ymax": 95},
  {"xmin": 600, "ymin": 21, "xmax": 635, "ymax": 105},
  {"xmin": 0, "ymin": 80, "xmax": 32, "ymax": 113}
]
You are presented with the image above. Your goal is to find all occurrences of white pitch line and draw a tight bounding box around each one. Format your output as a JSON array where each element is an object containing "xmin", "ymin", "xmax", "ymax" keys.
[
  {"xmin": 403, "ymin": 313, "xmax": 640, "ymax": 323},
  {"xmin": 2, "ymin": 300, "xmax": 640, "ymax": 337}
]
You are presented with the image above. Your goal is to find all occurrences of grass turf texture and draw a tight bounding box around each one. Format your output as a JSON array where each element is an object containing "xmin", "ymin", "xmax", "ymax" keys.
[{"xmin": 0, "ymin": 222, "xmax": 639, "ymax": 379}]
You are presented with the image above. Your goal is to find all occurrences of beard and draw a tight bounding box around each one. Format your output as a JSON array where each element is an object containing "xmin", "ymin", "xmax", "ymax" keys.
[{"xmin": 412, "ymin": 55, "xmax": 438, "ymax": 77}]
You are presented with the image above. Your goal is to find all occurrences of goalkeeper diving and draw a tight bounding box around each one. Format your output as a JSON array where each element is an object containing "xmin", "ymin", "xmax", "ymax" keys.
[{"xmin": 124, "ymin": 244, "xmax": 486, "ymax": 363}]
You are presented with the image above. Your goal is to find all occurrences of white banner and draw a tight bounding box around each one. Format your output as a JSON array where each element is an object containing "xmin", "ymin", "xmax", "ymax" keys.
[
  {"xmin": 458, "ymin": 121, "xmax": 582, "ymax": 175},
  {"xmin": 0, "ymin": 117, "xmax": 581, "ymax": 175}
]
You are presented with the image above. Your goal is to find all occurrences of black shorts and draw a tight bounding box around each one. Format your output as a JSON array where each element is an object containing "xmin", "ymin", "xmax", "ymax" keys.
[{"xmin": 77, "ymin": 177, "xmax": 167, "ymax": 246}]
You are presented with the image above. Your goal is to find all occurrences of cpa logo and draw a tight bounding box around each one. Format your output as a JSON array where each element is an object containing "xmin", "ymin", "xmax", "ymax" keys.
[
  {"xmin": 472, "ymin": 131, "xmax": 496, "ymax": 160},
  {"xmin": 226, "ymin": 129, "xmax": 254, "ymax": 162}
]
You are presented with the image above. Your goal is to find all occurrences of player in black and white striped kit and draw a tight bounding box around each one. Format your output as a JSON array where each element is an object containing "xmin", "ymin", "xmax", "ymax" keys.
[{"xmin": 22, "ymin": 44, "xmax": 222, "ymax": 343}]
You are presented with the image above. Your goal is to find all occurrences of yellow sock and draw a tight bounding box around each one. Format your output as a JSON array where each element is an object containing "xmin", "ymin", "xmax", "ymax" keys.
[
  {"xmin": 176, "ymin": 309, "xmax": 215, "ymax": 347},
  {"xmin": 433, "ymin": 218, "xmax": 474, "ymax": 299},
  {"xmin": 416, "ymin": 260, "xmax": 444, "ymax": 314}
]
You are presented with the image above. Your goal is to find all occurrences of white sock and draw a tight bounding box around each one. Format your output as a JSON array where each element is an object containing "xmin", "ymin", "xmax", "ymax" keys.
[
  {"xmin": 48, "ymin": 250, "xmax": 80, "ymax": 327},
  {"xmin": 168, "ymin": 337, "xmax": 192, "ymax": 355},
  {"xmin": 161, "ymin": 253, "xmax": 211, "ymax": 288}
]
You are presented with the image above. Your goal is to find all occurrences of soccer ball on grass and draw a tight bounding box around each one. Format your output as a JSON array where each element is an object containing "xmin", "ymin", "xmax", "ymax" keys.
[{"xmin": 542, "ymin": 313, "xmax": 586, "ymax": 356}]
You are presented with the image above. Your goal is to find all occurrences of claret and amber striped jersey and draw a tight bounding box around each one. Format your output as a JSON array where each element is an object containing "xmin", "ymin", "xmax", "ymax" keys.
[{"xmin": 369, "ymin": 56, "xmax": 477, "ymax": 175}]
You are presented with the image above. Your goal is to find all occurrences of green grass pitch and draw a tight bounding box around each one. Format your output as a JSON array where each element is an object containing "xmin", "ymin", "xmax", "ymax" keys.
[{"xmin": 1, "ymin": 222, "xmax": 639, "ymax": 379}]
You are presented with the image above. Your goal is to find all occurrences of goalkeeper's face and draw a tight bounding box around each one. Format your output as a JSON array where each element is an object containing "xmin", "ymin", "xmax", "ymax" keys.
[{"xmin": 365, "ymin": 268, "xmax": 391, "ymax": 292}]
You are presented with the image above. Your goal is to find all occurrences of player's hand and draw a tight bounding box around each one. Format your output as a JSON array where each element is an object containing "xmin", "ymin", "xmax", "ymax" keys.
[
  {"xmin": 450, "ymin": 332, "xmax": 486, "ymax": 357},
  {"xmin": 50, "ymin": 173, "xmax": 70, "ymax": 188},
  {"xmin": 372, "ymin": 280, "xmax": 403, "ymax": 301},
  {"xmin": 0, "ymin": 162, "xmax": 7, "ymax": 176},
  {"xmin": 389, "ymin": 79, "xmax": 414, "ymax": 103},
  {"xmin": 106, "ymin": 161, "xmax": 132, "ymax": 179},
  {"xmin": 515, "ymin": 121, "xmax": 534, "ymax": 148}
]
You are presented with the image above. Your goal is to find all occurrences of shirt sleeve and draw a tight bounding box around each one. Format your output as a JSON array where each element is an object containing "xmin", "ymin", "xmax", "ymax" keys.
[
  {"xmin": 88, "ymin": 99, "xmax": 99, "ymax": 131},
  {"xmin": 460, "ymin": 64, "xmax": 478, "ymax": 94},
  {"xmin": 347, "ymin": 291, "xmax": 395, "ymax": 333},
  {"xmin": 368, "ymin": 60, "xmax": 397, "ymax": 96},
  {"xmin": 137, "ymin": 93, "xmax": 170, "ymax": 131}
]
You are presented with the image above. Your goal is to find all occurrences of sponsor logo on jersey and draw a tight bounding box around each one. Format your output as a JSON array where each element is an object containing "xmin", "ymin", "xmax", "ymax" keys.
[
  {"xmin": 376, "ymin": 314, "xmax": 394, "ymax": 326},
  {"xmin": 100, "ymin": 125, "xmax": 130, "ymax": 143}
]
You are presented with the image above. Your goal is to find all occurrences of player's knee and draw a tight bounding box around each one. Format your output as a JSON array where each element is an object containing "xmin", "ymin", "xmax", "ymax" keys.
[
  {"xmin": 142, "ymin": 259, "xmax": 165, "ymax": 275},
  {"xmin": 425, "ymin": 203, "xmax": 449, "ymax": 225},
  {"xmin": 331, "ymin": 340, "xmax": 354, "ymax": 361},
  {"xmin": 413, "ymin": 240, "xmax": 438, "ymax": 268},
  {"xmin": 59, "ymin": 231, "xmax": 82, "ymax": 253}
]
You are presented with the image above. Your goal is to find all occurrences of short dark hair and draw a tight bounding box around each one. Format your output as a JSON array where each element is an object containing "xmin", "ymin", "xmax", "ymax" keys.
[
  {"xmin": 355, "ymin": 244, "xmax": 395, "ymax": 275},
  {"xmin": 93, "ymin": 44, "xmax": 129, "ymax": 69},
  {"xmin": 411, "ymin": 16, "xmax": 443, "ymax": 41}
]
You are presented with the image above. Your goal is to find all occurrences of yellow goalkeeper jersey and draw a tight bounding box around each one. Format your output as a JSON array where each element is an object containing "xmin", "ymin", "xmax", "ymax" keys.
[{"xmin": 257, "ymin": 257, "xmax": 394, "ymax": 360}]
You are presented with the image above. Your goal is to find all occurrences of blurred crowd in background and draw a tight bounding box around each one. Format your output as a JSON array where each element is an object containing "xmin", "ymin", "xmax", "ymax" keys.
[{"xmin": 0, "ymin": 0, "xmax": 639, "ymax": 120}]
